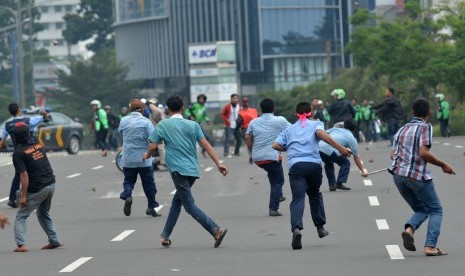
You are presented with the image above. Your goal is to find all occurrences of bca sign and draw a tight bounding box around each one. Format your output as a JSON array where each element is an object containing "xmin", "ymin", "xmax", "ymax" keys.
[{"xmin": 188, "ymin": 45, "xmax": 218, "ymax": 64}]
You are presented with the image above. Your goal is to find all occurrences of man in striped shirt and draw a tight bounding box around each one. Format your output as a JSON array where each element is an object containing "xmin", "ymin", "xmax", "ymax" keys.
[{"xmin": 389, "ymin": 98, "xmax": 455, "ymax": 257}]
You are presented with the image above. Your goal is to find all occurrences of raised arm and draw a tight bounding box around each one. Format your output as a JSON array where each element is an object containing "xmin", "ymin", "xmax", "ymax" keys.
[{"xmin": 316, "ymin": 129, "xmax": 352, "ymax": 157}]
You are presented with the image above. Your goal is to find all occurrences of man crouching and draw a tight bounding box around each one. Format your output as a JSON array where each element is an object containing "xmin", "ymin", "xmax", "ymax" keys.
[{"xmin": 12, "ymin": 122, "xmax": 62, "ymax": 252}]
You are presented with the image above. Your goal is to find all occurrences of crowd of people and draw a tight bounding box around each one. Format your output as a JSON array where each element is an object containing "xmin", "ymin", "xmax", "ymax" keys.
[{"xmin": 0, "ymin": 88, "xmax": 455, "ymax": 257}]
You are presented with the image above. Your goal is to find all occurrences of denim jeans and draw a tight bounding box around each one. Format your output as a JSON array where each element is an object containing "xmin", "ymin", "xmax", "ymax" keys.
[
  {"xmin": 386, "ymin": 118, "xmax": 402, "ymax": 145},
  {"xmin": 393, "ymin": 174, "xmax": 443, "ymax": 248},
  {"xmin": 288, "ymin": 162, "xmax": 326, "ymax": 232},
  {"xmin": 439, "ymin": 119, "xmax": 450, "ymax": 137},
  {"xmin": 120, "ymin": 166, "xmax": 159, "ymax": 209},
  {"xmin": 320, "ymin": 152, "xmax": 351, "ymax": 188},
  {"xmin": 223, "ymin": 127, "xmax": 241, "ymax": 155},
  {"xmin": 161, "ymin": 172, "xmax": 219, "ymax": 239},
  {"xmin": 9, "ymin": 172, "xmax": 20, "ymax": 201},
  {"xmin": 257, "ymin": 161, "xmax": 284, "ymax": 211},
  {"xmin": 15, "ymin": 184, "xmax": 60, "ymax": 246}
]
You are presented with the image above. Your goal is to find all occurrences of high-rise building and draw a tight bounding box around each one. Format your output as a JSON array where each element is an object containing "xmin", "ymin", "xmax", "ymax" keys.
[{"xmin": 113, "ymin": 0, "xmax": 357, "ymax": 103}]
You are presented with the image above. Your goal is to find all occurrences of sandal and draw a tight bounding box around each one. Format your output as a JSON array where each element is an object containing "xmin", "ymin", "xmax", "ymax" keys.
[
  {"xmin": 214, "ymin": 228, "xmax": 227, "ymax": 248},
  {"xmin": 14, "ymin": 245, "xmax": 28, "ymax": 253},
  {"xmin": 425, "ymin": 248, "xmax": 448, "ymax": 256},
  {"xmin": 161, "ymin": 238, "xmax": 171, "ymax": 248},
  {"xmin": 401, "ymin": 231, "xmax": 416, "ymax": 251}
]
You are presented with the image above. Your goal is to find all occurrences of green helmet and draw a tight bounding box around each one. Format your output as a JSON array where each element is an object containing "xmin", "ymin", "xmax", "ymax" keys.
[
  {"xmin": 330, "ymin": 89, "xmax": 346, "ymax": 100},
  {"xmin": 435, "ymin": 93, "xmax": 445, "ymax": 101}
]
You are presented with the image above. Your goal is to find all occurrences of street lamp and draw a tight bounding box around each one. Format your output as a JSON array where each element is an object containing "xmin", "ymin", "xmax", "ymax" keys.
[{"xmin": 0, "ymin": 4, "xmax": 26, "ymax": 108}]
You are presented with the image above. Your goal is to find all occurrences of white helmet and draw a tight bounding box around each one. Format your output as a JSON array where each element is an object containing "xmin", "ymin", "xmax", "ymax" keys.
[{"xmin": 90, "ymin": 100, "xmax": 101, "ymax": 108}]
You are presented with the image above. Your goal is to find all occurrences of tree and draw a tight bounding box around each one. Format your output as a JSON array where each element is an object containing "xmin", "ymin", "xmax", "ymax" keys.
[
  {"xmin": 52, "ymin": 48, "xmax": 142, "ymax": 121},
  {"xmin": 62, "ymin": 0, "xmax": 114, "ymax": 53}
]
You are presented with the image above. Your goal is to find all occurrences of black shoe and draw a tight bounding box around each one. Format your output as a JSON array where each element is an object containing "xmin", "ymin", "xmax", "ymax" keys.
[
  {"xmin": 7, "ymin": 201, "xmax": 18, "ymax": 208},
  {"xmin": 329, "ymin": 186, "xmax": 336, "ymax": 191},
  {"xmin": 233, "ymin": 153, "xmax": 240, "ymax": 156},
  {"xmin": 279, "ymin": 196, "xmax": 286, "ymax": 202},
  {"xmin": 123, "ymin": 197, "xmax": 132, "ymax": 216},
  {"xmin": 336, "ymin": 184, "xmax": 351, "ymax": 190},
  {"xmin": 317, "ymin": 227, "xmax": 329, "ymax": 238},
  {"xmin": 269, "ymin": 210, "xmax": 282, "ymax": 217},
  {"xmin": 291, "ymin": 229, "xmax": 302, "ymax": 250},
  {"xmin": 146, "ymin": 208, "xmax": 162, "ymax": 217}
]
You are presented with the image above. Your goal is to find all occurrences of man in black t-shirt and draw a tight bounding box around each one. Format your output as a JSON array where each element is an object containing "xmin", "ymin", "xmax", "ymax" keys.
[{"xmin": 12, "ymin": 122, "xmax": 62, "ymax": 253}]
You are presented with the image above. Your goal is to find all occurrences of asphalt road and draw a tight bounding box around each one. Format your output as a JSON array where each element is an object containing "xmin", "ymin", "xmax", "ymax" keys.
[{"xmin": 0, "ymin": 137, "xmax": 464, "ymax": 276}]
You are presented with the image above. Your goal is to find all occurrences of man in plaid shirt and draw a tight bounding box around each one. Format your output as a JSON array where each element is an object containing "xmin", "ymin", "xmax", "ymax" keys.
[{"xmin": 389, "ymin": 98, "xmax": 455, "ymax": 256}]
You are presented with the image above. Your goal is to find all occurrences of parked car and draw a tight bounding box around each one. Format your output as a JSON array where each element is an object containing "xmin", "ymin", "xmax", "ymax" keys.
[{"xmin": 0, "ymin": 111, "xmax": 84, "ymax": 154}]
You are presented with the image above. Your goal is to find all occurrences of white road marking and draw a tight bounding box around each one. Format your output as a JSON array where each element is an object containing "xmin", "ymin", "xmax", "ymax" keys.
[
  {"xmin": 111, "ymin": 160, "xmax": 116, "ymax": 163},
  {"xmin": 111, "ymin": 230, "xmax": 135, "ymax": 241},
  {"xmin": 219, "ymin": 160, "xmax": 224, "ymax": 164},
  {"xmin": 204, "ymin": 167, "xmax": 213, "ymax": 172},
  {"xmin": 0, "ymin": 197, "xmax": 9, "ymax": 203},
  {"xmin": 0, "ymin": 161, "xmax": 13, "ymax": 167},
  {"xmin": 376, "ymin": 219, "xmax": 390, "ymax": 230},
  {"xmin": 455, "ymin": 145, "xmax": 464, "ymax": 148},
  {"xmin": 92, "ymin": 165, "xmax": 104, "ymax": 170},
  {"xmin": 155, "ymin": 205, "xmax": 164, "ymax": 213},
  {"xmin": 363, "ymin": 179, "xmax": 373, "ymax": 186},
  {"xmin": 386, "ymin": 245, "xmax": 404, "ymax": 260},
  {"xmin": 368, "ymin": 196, "xmax": 380, "ymax": 206},
  {"xmin": 170, "ymin": 190, "xmax": 176, "ymax": 195},
  {"xmin": 66, "ymin": 173, "xmax": 82, "ymax": 179},
  {"xmin": 443, "ymin": 142, "xmax": 451, "ymax": 146},
  {"xmin": 59, "ymin": 257, "xmax": 93, "ymax": 273}
]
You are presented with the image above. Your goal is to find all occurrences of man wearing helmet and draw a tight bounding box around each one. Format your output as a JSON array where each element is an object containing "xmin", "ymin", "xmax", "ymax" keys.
[
  {"xmin": 435, "ymin": 93, "xmax": 450, "ymax": 137},
  {"xmin": 90, "ymin": 100, "xmax": 110, "ymax": 157},
  {"xmin": 328, "ymin": 89, "xmax": 355, "ymax": 127}
]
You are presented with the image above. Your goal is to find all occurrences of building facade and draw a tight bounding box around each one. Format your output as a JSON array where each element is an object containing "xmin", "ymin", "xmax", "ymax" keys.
[{"xmin": 114, "ymin": 0, "xmax": 356, "ymax": 102}]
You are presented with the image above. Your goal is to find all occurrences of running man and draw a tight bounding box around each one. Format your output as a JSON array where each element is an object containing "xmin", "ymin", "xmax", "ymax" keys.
[{"xmin": 144, "ymin": 95, "xmax": 228, "ymax": 248}]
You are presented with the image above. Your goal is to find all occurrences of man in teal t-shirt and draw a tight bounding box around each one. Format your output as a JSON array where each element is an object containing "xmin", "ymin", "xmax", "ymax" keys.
[{"xmin": 144, "ymin": 95, "xmax": 228, "ymax": 248}]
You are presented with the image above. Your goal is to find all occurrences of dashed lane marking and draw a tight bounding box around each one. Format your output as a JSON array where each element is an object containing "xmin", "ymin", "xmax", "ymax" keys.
[
  {"xmin": 0, "ymin": 197, "xmax": 9, "ymax": 203},
  {"xmin": 368, "ymin": 196, "xmax": 380, "ymax": 206},
  {"xmin": 170, "ymin": 190, "xmax": 176, "ymax": 195},
  {"xmin": 455, "ymin": 145, "xmax": 464, "ymax": 148},
  {"xmin": 443, "ymin": 142, "xmax": 451, "ymax": 146},
  {"xmin": 59, "ymin": 257, "xmax": 93, "ymax": 273},
  {"xmin": 92, "ymin": 165, "xmax": 104, "ymax": 170},
  {"xmin": 0, "ymin": 162, "xmax": 12, "ymax": 167},
  {"xmin": 155, "ymin": 205, "xmax": 164, "ymax": 213},
  {"xmin": 111, "ymin": 230, "xmax": 135, "ymax": 241},
  {"xmin": 204, "ymin": 167, "xmax": 213, "ymax": 172},
  {"xmin": 376, "ymin": 219, "xmax": 390, "ymax": 230},
  {"xmin": 386, "ymin": 245, "xmax": 404, "ymax": 260},
  {"xmin": 363, "ymin": 179, "xmax": 373, "ymax": 186},
  {"xmin": 66, "ymin": 173, "xmax": 82, "ymax": 179}
]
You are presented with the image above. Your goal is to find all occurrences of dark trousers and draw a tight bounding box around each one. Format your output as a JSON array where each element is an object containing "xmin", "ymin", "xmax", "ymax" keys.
[
  {"xmin": 9, "ymin": 172, "xmax": 20, "ymax": 201},
  {"xmin": 439, "ymin": 118, "xmax": 450, "ymax": 137},
  {"xmin": 386, "ymin": 118, "xmax": 402, "ymax": 145},
  {"xmin": 96, "ymin": 129, "xmax": 110, "ymax": 151},
  {"xmin": 224, "ymin": 127, "xmax": 241, "ymax": 155},
  {"xmin": 289, "ymin": 162, "xmax": 326, "ymax": 232},
  {"xmin": 257, "ymin": 161, "xmax": 285, "ymax": 211},
  {"xmin": 120, "ymin": 166, "xmax": 159, "ymax": 209},
  {"xmin": 320, "ymin": 151, "xmax": 351, "ymax": 188}
]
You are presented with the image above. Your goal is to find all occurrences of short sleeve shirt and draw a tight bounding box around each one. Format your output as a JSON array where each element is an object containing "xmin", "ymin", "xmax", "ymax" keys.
[
  {"xmin": 149, "ymin": 115, "xmax": 204, "ymax": 177},
  {"xmin": 319, "ymin": 128, "xmax": 358, "ymax": 157},
  {"xmin": 274, "ymin": 119, "xmax": 325, "ymax": 169}
]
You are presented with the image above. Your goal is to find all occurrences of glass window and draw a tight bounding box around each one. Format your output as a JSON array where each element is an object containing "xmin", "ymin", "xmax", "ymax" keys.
[
  {"xmin": 260, "ymin": 0, "xmax": 338, "ymax": 7},
  {"xmin": 116, "ymin": 0, "xmax": 167, "ymax": 23},
  {"xmin": 40, "ymin": 6, "xmax": 48, "ymax": 13},
  {"xmin": 65, "ymin": 5, "xmax": 73, "ymax": 12},
  {"xmin": 55, "ymin": 39, "xmax": 65, "ymax": 46},
  {"xmin": 55, "ymin": 22, "xmax": 63, "ymax": 29},
  {"xmin": 54, "ymin": 5, "xmax": 62, "ymax": 13},
  {"xmin": 50, "ymin": 113, "xmax": 70, "ymax": 125},
  {"xmin": 43, "ymin": 40, "xmax": 51, "ymax": 47},
  {"xmin": 42, "ymin": 23, "xmax": 49, "ymax": 30}
]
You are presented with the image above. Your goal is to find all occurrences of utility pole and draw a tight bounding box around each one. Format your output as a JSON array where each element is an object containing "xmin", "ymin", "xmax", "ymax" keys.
[
  {"xmin": 16, "ymin": 0, "xmax": 26, "ymax": 107},
  {"xmin": 29, "ymin": 0, "xmax": 34, "ymax": 101},
  {"xmin": 326, "ymin": 41, "xmax": 332, "ymax": 82}
]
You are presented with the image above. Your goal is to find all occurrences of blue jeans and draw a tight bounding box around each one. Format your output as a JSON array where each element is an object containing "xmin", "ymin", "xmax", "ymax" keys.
[
  {"xmin": 288, "ymin": 162, "xmax": 326, "ymax": 232},
  {"xmin": 258, "ymin": 161, "xmax": 284, "ymax": 211},
  {"xmin": 223, "ymin": 127, "xmax": 241, "ymax": 155},
  {"xmin": 120, "ymin": 166, "xmax": 159, "ymax": 209},
  {"xmin": 320, "ymin": 152, "xmax": 351, "ymax": 188},
  {"xmin": 15, "ymin": 184, "xmax": 60, "ymax": 246},
  {"xmin": 393, "ymin": 174, "xmax": 443, "ymax": 248},
  {"xmin": 9, "ymin": 172, "xmax": 20, "ymax": 201},
  {"xmin": 161, "ymin": 172, "xmax": 219, "ymax": 239}
]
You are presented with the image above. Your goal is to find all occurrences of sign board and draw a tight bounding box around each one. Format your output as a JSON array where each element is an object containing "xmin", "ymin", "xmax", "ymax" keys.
[
  {"xmin": 188, "ymin": 44, "xmax": 218, "ymax": 64},
  {"xmin": 189, "ymin": 68, "xmax": 219, "ymax": 77},
  {"xmin": 33, "ymin": 63, "xmax": 58, "ymax": 79},
  {"xmin": 190, "ymin": 83, "xmax": 237, "ymax": 102}
]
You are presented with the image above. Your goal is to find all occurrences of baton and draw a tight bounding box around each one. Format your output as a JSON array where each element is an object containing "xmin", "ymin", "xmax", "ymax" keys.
[{"xmin": 366, "ymin": 168, "xmax": 388, "ymax": 176}]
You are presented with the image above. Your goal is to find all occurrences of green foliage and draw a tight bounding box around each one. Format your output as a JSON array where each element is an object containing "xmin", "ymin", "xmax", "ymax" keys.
[
  {"xmin": 62, "ymin": 0, "xmax": 114, "ymax": 52},
  {"xmin": 52, "ymin": 48, "xmax": 143, "ymax": 122}
]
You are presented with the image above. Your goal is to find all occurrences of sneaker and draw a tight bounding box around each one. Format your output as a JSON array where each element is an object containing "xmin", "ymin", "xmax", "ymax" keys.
[
  {"xmin": 269, "ymin": 210, "xmax": 282, "ymax": 217},
  {"xmin": 123, "ymin": 197, "xmax": 132, "ymax": 216},
  {"xmin": 233, "ymin": 153, "xmax": 241, "ymax": 156},
  {"xmin": 317, "ymin": 227, "xmax": 329, "ymax": 238},
  {"xmin": 279, "ymin": 196, "xmax": 286, "ymax": 202},
  {"xmin": 146, "ymin": 208, "xmax": 162, "ymax": 217},
  {"xmin": 329, "ymin": 186, "xmax": 337, "ymax": 192},
  {"xmin": 336, "ymin": 184, "xmax": 351, "ymax": 190},
  {"xmin": 291, "ymin": 229, "xmax": 302, "ymax": 250},
  {"xmin": 7, "ymin": 201, "xmax": 18, "ymax": 208}
]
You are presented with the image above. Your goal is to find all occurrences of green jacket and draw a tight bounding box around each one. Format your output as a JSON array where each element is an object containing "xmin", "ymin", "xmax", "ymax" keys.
[
  {"xmin": 94, "ymin": 108, "xmax": 109, "ymax": 131},
  {"xmin": 353, "ymin": 104, "xmax": 363, "ymax": 121},
  {"xmin": 360, "ymin": 105, "xmax": 374, "ymax": 121},
  {"xmin": 185, "ymin": 103, "xmax": 210, "ymax": 124},
  {"xmin": 437, "ymin": 100, "xmax": 450, "ymax": 120}
]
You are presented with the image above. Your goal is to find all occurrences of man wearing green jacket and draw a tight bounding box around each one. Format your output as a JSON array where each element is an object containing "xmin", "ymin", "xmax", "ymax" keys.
[
  {"xmin": 435, "ymin": 93, "xmax": 450, "ymax": 137},
  {"xmin": 185, "ymin": 94, "xmax": 212, "ymax": 157},
  {"xmin": 90, "ymin": 99, "xmax": 110, "ymax": 156}
]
